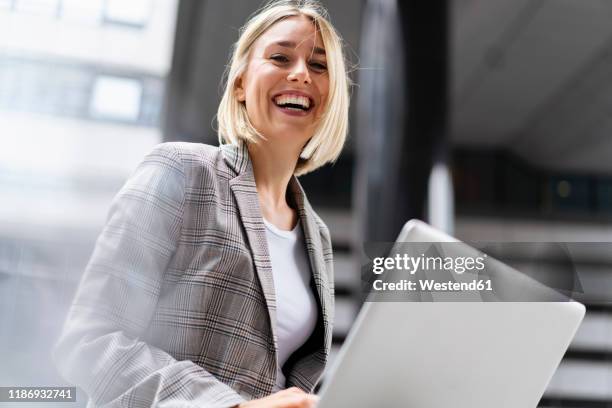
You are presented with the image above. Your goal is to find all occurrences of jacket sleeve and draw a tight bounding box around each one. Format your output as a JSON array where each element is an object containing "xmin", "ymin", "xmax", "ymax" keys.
[{"xmin": 53, "ymin": 143, "xmax": 246, "ymax": 408}]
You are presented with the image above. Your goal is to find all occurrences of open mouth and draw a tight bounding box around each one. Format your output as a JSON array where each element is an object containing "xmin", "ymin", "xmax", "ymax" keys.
[{"xmin": 273, "ymin": 94, "xmax": 313, "ymax": 112}]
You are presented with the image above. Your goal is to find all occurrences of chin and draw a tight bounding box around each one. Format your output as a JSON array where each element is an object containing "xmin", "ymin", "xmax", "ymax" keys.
[{"xmin": 265, "ymin": 127, "xmax": 312, "ymax": 143}]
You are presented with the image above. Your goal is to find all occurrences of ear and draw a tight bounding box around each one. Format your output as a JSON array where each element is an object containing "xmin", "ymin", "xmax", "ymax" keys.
[{"xmin": 235, "ymin": 75, "xmax": 246, "ymax": 102}]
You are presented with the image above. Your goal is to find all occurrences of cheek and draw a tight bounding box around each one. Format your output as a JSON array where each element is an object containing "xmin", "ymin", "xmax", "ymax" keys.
[
  {"xmin": 244, "ymin": 86, "xmax": 268, "ymax": 117},
  {"xmin": 317, "ymin": 80, "xmax": 330, "ymax": 115},
  {"xmin": 245, "ymin": 68, "xmax": 278, "ymax": 108},
  {"xmin": 319, "ymin": 77, "xmax": 330, "ymax": 102}
]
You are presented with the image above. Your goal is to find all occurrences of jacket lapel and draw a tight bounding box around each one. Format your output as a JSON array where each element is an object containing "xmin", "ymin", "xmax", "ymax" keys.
[
  {"xmin": 221, "ymin": 142, "xmax": 333, "ymax": 375},
  {"xmin": 222, "ymin": 142, "xmax": 278, "ymax": 351},
  {"xmin": 289, "ymin": 177, "xmax": 333, "ymax": 356}
]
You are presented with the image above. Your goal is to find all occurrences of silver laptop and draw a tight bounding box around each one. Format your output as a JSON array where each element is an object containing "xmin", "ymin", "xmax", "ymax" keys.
[{"xmin": 317, "ymin": 219, "xmax": 585, "ymax": 408}]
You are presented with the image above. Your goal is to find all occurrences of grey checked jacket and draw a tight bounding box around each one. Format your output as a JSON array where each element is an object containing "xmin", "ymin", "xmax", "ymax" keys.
[{"xmin": 54, "ymin": 142, "xmax": 334, "ymax": 407}]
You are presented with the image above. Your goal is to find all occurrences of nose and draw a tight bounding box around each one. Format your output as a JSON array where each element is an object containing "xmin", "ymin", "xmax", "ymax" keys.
[{"xmin": 287, "ymin": 58, "xmax": 312, "ymax": 84}]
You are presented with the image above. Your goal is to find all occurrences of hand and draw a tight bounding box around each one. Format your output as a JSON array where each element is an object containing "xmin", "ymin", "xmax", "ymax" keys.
[{"xmin": 235, "ymin": 387, "xmax": 319, "ymax": 408}]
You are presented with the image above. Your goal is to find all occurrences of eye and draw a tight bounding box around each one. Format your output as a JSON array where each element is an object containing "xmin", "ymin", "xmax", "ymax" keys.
[
  {"xmin": 270, "ymin": 54, "xmax": 289, "ymax": 63},
  {"xmin": 309, "ymin": 61, "xmax": 328, "ymax": 73}
]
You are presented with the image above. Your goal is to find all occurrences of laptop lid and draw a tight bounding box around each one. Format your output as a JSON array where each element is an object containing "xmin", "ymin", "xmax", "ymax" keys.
[{"xmin": 318, "ymin": 220, "xmax": 585, "ymax": 408}]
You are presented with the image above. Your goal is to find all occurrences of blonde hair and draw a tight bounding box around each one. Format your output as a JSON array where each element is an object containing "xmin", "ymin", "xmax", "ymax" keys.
[{"xmin": 217, "ymin": 0, "xmax": 350, "ymax": 176}]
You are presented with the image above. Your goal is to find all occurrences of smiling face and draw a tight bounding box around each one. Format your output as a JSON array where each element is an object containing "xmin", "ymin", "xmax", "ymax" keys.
[{"xmin": 235, "ymin": 15, "xmax": 329, "ymax": 147}]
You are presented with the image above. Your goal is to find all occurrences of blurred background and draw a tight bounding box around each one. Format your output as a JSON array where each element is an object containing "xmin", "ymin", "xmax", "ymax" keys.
[{"xmin": 1, "ymin": 0, "xmax": 612, "ymax": 406}]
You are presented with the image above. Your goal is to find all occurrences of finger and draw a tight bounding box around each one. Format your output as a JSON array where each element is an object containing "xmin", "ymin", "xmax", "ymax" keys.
[
  {"xmin": 281, "ymin": 393, "xmax": 319, "ymax": 408},
  {"xmin": 307, "ymin": 394, "xmax": 319, "ymax": 407},
  {"xmin": 302, "ymin": 394, "xmax": 319, "ymax": 408}
]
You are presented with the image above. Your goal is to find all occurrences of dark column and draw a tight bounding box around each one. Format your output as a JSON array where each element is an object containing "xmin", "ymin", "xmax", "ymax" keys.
[
  {"xmin": 354, "ymin": 0, "xmax": 449, "ymax": 243},
  {"xmin": 161, "ymin": 0, "xmax": 255, "ymax": 144},
  {"xmin": 162, "ymin": 0, "xmax": 206, "ymax": 143}
]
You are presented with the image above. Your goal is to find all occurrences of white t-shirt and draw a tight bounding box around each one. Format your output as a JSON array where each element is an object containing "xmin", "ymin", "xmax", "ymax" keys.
[{"xmin": 263, "ymin": 218, "xmax": 318, "ymax": 391}]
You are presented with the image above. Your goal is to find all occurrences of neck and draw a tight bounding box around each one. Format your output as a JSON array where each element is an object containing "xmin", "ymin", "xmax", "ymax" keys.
[{"xmin": 247, "ymin": 140, "xmax": 302, "ymax": 210}]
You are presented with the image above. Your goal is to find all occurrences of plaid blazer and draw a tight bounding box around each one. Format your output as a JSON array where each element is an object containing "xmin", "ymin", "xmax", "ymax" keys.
[{"xmin": 54, "ymin": 142, "xmax": 334, "ymax": 407}]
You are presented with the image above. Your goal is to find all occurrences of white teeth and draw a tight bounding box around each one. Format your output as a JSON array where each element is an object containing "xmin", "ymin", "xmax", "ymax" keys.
[{"xmin": 274, "ymin": 94, "xmax": 310, "ymax": 109}]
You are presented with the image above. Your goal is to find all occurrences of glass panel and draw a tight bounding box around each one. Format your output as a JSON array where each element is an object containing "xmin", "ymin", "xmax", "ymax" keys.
[
  {"xmin": 104, "ymin": 0, "xmax": 150, "ymax": 27},
  {"xmin": 60, "ymin": 0, "xmax": 103, "ymax": 24},
  {"xmin": 0, "ymin": 0, "xmax": 13, "ymax": 11},
  {"xmin": 14, "ymin": 0, "xmax": 59, "ymax": 16},
  {"xmin": 90, "ymin": 75, "xmax": 142, "ymax": 121}
]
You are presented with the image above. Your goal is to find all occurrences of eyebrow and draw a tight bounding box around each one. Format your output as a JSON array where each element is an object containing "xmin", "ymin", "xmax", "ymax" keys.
[{"xmin": 273, "ymin": 40, "xmax": 326, "ymax": 56}]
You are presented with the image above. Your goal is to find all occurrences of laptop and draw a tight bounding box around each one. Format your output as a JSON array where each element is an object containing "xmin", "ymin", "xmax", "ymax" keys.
[{"xmin": 317, "ymin": 219, "xmax": 585, "ymax": 408}]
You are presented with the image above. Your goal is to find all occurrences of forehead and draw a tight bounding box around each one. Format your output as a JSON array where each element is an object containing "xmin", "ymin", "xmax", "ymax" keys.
[{"xmin": 255, "ymin": 15, "xmax": 325, "ymax": 51}]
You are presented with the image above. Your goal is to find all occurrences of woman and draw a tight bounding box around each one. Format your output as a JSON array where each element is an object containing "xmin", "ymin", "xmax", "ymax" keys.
[{"xmin": 54, "ymin": 1, "xmax": 350, "ymax": 407}]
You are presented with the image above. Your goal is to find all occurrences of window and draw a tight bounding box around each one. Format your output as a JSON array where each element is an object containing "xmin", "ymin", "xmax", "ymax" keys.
[
  {"xmin": 90, "ymin": 75, "xmax": 142, "ymax": 121},
  {"xmin": 103, "ymin": 0, "xmax": 151, "ymax": 27},
  {"xmin": 0, "ymin": 0, "xmax": 13, "ymax": 11},
  {"xmin": 60, "ymin": 0, "xmax": 103, "ymax": 24},
  {"xmin": 13, "ymin": 0, "xmax": 59, "ymax": 16}
]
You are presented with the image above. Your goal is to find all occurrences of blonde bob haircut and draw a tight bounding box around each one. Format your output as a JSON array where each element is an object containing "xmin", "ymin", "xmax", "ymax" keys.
[{"xmin": 217, "ymin": 0, "xmax": 350, "ymax": 176}]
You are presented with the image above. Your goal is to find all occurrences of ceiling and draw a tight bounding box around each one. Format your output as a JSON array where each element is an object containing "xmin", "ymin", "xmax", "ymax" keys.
[{"xmin": 452, "ymin": 0, "xmax": 612, "ymax": 174}]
